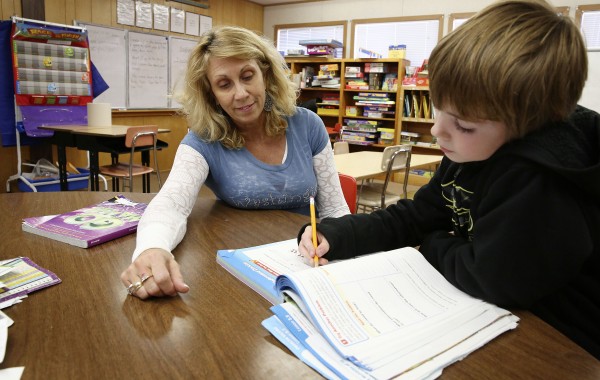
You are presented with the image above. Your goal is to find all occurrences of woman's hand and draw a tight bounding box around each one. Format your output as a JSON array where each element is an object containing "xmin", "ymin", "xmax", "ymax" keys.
[
  {"xmin": 298, "ymin": 225, "xmax": 331, "ymax": 266},
  {"xmin": 121, "ymin": 248, "xmax": 189, "ymax": 299}
]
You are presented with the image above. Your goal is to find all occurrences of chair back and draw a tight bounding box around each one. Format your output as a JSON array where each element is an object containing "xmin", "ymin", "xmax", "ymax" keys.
[
  {"xmin": 338, "ymin": 173, "xmax": 357, "ymax": 214},
  {"xmin": 125, "ymin": 126, "xmax": 158, "ymax": 148},
  {"xmin": 381, "ymin": 144, "xmax": 411, "ymax": 171},
  {"xmin": 380, "ymin": 145, "xmax": 412, "ymax": 206},
  {"xmin": 333, "ymin": 141, "xmax": 350, "ymax": 155}
]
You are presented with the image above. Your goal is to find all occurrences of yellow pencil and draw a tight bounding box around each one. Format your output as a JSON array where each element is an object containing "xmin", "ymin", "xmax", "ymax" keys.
[{"xmin": 310, "ymin": 196, "xmax": 319, "ymax": 268}]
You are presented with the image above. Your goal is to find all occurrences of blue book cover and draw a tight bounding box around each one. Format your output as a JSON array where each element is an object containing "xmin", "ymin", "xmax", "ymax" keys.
[{"xmin": 216, "ymin": 239, "xmax": 312, "ymax": 305}]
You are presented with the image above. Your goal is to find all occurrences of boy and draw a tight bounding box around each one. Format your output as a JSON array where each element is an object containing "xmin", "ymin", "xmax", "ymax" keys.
[{"xmin": 299, "ymin": 0, "xmax": 600, "ymax": 359}]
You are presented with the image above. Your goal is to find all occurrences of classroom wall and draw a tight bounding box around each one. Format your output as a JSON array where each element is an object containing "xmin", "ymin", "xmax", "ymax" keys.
[
  {"xmin": 263, "ymin": 0, "xmax": 600, "ymax": 41},
  {"xmin": 0, "ymin": 0, "xmax": 263, "ymax": 193}
]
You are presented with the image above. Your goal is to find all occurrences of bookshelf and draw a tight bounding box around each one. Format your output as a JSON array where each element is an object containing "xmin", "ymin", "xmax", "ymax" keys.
[
  {"xmin": 399, "ymin": 85, "xmax": 440, "ymax": 154},
  {"xmin": 285, "ymin": 58, "xmax": 441, "ymax": 187},
  {"xmin": 286, "ymin": 57, "xmax": 409, "ymax": 150}
]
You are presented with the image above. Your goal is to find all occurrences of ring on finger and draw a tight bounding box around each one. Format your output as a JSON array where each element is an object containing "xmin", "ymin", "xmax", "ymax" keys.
[
  {"xmin": 127, "ymin": 281, "xmax": 143, "ymax": 296},
  {"xmin": 140, "ymin": 273, "xmax": 153, "ymax": 284}
]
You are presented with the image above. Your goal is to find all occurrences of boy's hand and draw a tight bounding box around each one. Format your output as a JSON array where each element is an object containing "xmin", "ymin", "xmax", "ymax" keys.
[{"xmin": 299, "ymin": 226, "xmax": 331, "ymax": 266}]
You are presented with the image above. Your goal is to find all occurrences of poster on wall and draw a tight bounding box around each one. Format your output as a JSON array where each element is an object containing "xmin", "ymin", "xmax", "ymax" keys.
[
  {"xmin": 153, "ymin": 4, "xmax": 170, "ymax": 32},
  {"xmin": 117, "ymin": 0, "xmax": 135, "ymax": 26},
  {"xmin": 170, "ymin": 8, "xmax": 185, "ymax": 34},
  {"xmin": 135, "ymin": 1, "xmax": 153, "ymax": 29},
  {"xmin": 200, "ymin": 15, "xmax": 212, "ymax": 36},
  {"xmin": 185, "ymin": 12, "xmax": 199, "ymax": 36}
]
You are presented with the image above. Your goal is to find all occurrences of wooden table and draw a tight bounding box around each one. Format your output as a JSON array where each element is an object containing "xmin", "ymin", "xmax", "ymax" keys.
[
  {"xmin": 2, "ymin": 192, "xmax": 599, "ymax": 379},
  {"xmin": 334, "ymin": 151, "xmax": 443, "ymax": 180},
  {"xmin": 38, "ymin": 125, "xmax": 169, "ymax": 191}
]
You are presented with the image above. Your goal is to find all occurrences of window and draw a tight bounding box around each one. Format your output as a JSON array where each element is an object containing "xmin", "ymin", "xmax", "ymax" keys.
[
  {"xmin": 449, "ymin": 7, "xmax": 567, "ymax": 35},
  {"xmin": 274, "ymin": 22, "xmax": 346, "ymax": 58},
  {"xmin": 351, "ymin": 16, "xmax": 442, "ymax": 67},
  {"xmin": 577, "ymin": 5, "xmax": 600, "ymax": 49},
  {"xmin": 448, "ymin": 13, "xmax": 475, "ymax": 33}
]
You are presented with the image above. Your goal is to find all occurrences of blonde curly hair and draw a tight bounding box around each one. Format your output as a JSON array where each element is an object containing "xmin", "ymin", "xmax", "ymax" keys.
[{"xmin": 176, "ymin": 26, "xmax": 298, "ymax": 149}]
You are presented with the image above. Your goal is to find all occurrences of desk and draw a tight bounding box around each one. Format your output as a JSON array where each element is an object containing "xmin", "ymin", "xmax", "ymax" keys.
[
  {"xmin": 39, "ymin": 125, "xmax": 170, "ymax": 191},
  {"xmin": 334, "ymin": 151, "xmax": 443, "ymax": 180},
  {"xmin": 2, "ymin": 192, "xmax": 599, "ymax": 379}
]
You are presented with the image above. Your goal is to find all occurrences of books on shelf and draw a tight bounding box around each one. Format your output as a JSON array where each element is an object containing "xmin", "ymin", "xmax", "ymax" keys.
[
  {"xmin": 382, "ymin": 73, "xmax": 398, "ymax": 91},
  {"xmin": 364, "ymin": 62, "xmax": 389, "ymax": 73},
  {"xmin": 344, "ymin": 119, "xmax": 381, "ymax": 131},
  {"xmin": 317, "ymin": 107, "xmax": 339, "ymax": 116},
  {"xmin": 299, "ymin": 39, "xmax": 343, "ymax": 49},
  {"xmin": 259, "ymin": 244, "xmax": 519, "ymax": 380},
  {"xmin": 341, "ymin": 130, "xmax": 380, "ymax": 145},
  {"xmin": 22, "ymin": 195, "xmax": 147, "ymax": 248},
  {"xmin": 377, "ymin": 127, "xmax": 395, "ymax": 145}
]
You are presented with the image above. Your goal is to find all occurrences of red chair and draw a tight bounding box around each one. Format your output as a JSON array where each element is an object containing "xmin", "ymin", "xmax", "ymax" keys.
[
  {"xmin": 326, "ymin": 123, "xmax": 342, "ymax": 142},
  {"xmin": 338, "ymin": 173, "xmax": 357, "ymax": 214}
]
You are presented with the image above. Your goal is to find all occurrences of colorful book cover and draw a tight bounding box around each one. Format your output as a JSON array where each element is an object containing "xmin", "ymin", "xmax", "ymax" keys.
[
  {"xmin": 216, "ymin": 239, "xmax": 311, "ymax": 305},
  {"xmin": 22, "ymin": 195, "xmax": 147, "ymax": 248},
  {"xmin": 0, "ymin": 257, "xmax": 61, "ymax": 303}
]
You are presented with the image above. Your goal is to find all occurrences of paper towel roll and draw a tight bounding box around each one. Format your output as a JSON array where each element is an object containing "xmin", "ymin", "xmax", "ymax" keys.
[{"xmin": 87, "ymin": 103, "xmax": 112, "ymax": 127}]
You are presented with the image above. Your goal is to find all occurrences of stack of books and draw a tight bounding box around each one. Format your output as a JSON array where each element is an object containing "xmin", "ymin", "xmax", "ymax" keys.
[
  {"xmin": 216, "ymin": 239, "xmax": 520, "ymax": 379},
  {"xmin": 353, "ymin": 92, "xmax": 396, "ymax": 119},
  {"xmin": 344, "ymin": 66, "xmax": 368, "ymax": 90},
  {"xmin": 298, "ymin": 39, "xmax": 343, "ymax": 58},
  {"xmin": 317, "ymin": 93, "xmax": 340, "ymax": 116},
  {"xmin": 313, "ymin": 64, "xmax": 340, "ymax": 88},
  {"xmin": 341, "ymin": 119, "xmax": 382, "ymax": 145}
]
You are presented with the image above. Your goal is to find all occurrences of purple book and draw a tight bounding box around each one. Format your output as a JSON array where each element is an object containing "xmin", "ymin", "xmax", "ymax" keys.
[{"xmin": 22, "ymin": 195, "xmax": 148, "ymax": 248}]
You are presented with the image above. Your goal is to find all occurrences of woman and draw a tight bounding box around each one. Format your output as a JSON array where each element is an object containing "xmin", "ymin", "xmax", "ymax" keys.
[{"xmin": 122, "ymin": 26, "xmax": 349, "ymax": 299}]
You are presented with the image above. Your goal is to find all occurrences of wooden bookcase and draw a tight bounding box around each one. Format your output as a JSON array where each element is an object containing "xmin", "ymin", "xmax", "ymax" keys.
[
  {"xmin": 286, "ymin": 57, "xmax": 442, "ymax": 187},
  {"xmin": 286, "ymin": 57, "xmax": 411, "ymax": 150}
]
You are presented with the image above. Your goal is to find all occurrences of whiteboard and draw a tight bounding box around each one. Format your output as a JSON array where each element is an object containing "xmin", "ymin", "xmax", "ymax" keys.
[
  {"xmin": 580, "ymin": 50, "xmax": 600, "ymax": 113},
  {"xmin": 128, "ymin": 32, "xmax": 169, "ymax": 108},
  {"xmin": 79, "ymin": 22, "xmax": 128, "ymax": 108},
  {"xmin": 169, "ymin": 36, "xmax": 197, "ymax": 108}
]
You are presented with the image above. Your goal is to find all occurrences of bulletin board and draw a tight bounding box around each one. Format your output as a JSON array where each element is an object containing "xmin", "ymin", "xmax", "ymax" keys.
[
  {"xmin": 580, "ymin": 49, "xmax": 600, "ymax": 113},
  {"xmin": 76, "ymin": 21, "xmax": 127, "ymax": 108},
  {"xmin": 169, "ymin": 36, "xmax": 197, "ymax": 108}
]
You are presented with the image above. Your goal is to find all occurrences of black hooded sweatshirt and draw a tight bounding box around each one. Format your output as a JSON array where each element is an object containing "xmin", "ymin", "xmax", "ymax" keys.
[{"xmin": 311, "ymin": 105, "xmax": 600, "ymax": 359}]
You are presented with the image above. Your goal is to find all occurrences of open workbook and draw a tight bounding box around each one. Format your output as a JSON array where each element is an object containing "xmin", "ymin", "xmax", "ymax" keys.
[
  {"xmin": 216, "ymin": 238, "xmax": 311, "ymax": 304},
  {"xmin": 217, "ymin": 240, "xmax": 519, "ymax": 379}
]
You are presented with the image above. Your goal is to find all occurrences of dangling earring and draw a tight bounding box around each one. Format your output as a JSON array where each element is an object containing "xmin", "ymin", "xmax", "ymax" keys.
[{"xmin": 264, "ymin": 92, "xmax": 273, "ymax": 112}]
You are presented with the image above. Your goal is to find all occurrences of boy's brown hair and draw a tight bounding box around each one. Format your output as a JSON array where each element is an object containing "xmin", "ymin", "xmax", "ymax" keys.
[{"xmin": 429, "ymin": 0, "xmax": 588, "ymax": 139}]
